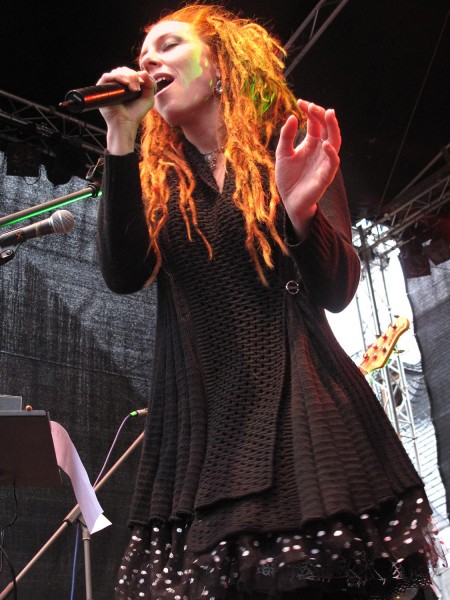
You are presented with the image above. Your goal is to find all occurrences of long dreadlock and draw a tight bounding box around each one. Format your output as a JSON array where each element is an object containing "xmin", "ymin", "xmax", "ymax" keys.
[{"xmin": 139, "ymin": 3, "xmax": 305, "ymax": 284}]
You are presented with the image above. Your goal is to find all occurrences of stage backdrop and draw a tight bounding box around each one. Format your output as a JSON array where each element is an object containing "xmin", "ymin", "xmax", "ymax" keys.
[
  {"xmin": 0, "ymin": 154, "xmax": 156, "ymax": 599},
  {"xmin": 405, "ymin": 260, "xmax": 450, "ymax": 523}
]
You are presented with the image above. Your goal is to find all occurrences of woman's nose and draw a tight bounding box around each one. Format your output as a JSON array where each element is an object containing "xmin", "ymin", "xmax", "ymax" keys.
[{"xmin": 140, "ymin": 52, "xmax": 162, "ymax": 73}]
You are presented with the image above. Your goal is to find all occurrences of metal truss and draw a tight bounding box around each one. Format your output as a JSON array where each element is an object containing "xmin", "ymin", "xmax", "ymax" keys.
[
  {"xmin": 0, "ymin": 89, "xmax": 107, "ymax": 173},
  {"xmin": 359, "ymin": 145, "xmax": 450, "ymax": 259},
  {"xmin": 353, "ymin": 224, "xmax": 423, "ymax": 472},
  {"xmin": 352, "ymin": 147, "xmax": 450, "ymax": 475},
  {"xmin": 284, "ymin": 0, "xmax": 350, "ymax": 77},
  {"xmin": 365, "ymin": 357, "xmax": 422, "ymax": 474}
]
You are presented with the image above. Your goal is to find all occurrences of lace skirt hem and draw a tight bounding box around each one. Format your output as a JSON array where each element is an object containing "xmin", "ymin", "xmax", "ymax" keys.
[{"xmin": 115, "ymin": 492, "xmax": 445, "ymax": 599}]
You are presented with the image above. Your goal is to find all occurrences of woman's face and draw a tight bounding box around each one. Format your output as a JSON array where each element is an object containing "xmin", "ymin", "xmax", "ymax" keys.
[{"xmin": 139, "ymin": 20, "xmax": 219, "ymax": 127}]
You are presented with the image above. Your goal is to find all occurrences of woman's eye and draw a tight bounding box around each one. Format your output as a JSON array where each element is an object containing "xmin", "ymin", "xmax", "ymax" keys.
[{"xmin": 162, "ymin": 41, "xmax": 178, "ymax": 51}]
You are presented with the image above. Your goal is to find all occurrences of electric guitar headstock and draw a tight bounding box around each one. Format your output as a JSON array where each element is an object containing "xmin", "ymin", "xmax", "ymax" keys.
[{"xmin": 359, "ymin": 316, "xmax": 410, "ymax": 375}]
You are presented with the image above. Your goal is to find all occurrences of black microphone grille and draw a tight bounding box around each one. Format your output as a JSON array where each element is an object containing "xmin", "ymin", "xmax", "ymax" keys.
[{"xmin": 51, "ymin": 210, "xmax": 75, "ymax": 234}]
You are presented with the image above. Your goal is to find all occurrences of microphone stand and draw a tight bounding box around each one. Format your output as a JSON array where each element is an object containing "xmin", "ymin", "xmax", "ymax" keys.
[
  {"xmin": 0, "ymin": 430, "xmax": 144, "ymax": 600},
  {"xmin": 0, "ymin": 242, "xmax": 21, "ymax": 266},
  {"xmin": 0, "ymin": 172, "xmax": 101, "ymax": 266},
  {"xmin": 0, "ymin": 181, "xmax": 101, "ymax": 229}
]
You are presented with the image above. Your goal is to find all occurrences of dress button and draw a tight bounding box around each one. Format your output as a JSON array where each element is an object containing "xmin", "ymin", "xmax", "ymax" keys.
[{"xmin": 285, "ymin": 280, "xmax": 300, "ymax": 295}]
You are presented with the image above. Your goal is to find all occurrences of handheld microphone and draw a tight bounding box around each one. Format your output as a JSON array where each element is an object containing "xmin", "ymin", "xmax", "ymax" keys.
[
  {"xmin": 59, "ymin": 83, "xmax": 142, "ymax": 113},
  {"xmin": 0, "ymin": 210, "xmax": 75, "ymax": 248}
]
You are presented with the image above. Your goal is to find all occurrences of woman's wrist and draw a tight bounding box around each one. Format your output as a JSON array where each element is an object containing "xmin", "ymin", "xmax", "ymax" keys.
[
  {"xmin": 285, "ymin": 202, "xmax": 318, "ymax": 241},
  {"xmin": 106, "ymin": 125, "xmax": 139, "ymax": 156}
]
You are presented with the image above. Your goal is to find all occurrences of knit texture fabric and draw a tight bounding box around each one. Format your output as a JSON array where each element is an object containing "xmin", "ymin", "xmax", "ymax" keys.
[{"xmin": 97, "ymin": 143, "xmax": 428, "ymax": 557}]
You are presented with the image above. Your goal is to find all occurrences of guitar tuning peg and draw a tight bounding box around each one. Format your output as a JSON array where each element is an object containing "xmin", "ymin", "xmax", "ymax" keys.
[{"xmin": 358, "ymin": 316, "xmax": 409, "ymax": 374}]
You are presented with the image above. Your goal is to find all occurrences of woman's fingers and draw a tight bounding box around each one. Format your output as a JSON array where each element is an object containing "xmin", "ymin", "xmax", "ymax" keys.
[
  {"xmin": 276, "ymin": 115, "xmax": 299, "ymax": 157},
  {"xmin": 96, "ymin": 67, "xmax": 154, "ymax": 93},
  {"xmin": 325, "ymin": 108, "xmax": 342, "ymax": 153},
  {"xmin": 298, "ymin": 99, "xmax": 341, "ymax": 151}
]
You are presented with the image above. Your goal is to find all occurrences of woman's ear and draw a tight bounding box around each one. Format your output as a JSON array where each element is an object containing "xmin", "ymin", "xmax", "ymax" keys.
[{"xmin": 214, "ymin": 74, "xmax": 223, "ymax": 97}]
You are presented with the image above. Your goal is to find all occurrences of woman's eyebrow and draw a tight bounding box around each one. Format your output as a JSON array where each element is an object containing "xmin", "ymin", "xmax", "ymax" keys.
[
  {"xmin": 140, "ymin": 33, "xmax": 178, "ymax": 65},
  {"xmin": 142, "ymin": 32, "xmax": 185, "ymax": 53}
]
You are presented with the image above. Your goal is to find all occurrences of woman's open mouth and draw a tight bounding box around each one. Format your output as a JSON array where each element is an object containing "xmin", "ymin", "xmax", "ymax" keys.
[{"xmin": 154, "ymin": 76, "xmax": 174, "ymax": 95}]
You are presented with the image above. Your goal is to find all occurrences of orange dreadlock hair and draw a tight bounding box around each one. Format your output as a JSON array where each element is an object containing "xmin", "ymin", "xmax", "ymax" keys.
[{"xmin": 139, "ymin": 3, "xmax": 305, "ymax": 284}]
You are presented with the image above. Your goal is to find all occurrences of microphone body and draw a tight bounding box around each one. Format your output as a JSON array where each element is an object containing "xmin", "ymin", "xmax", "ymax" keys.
[
  {"xmin": 59, "ymin": 83, "xmax": 142, "ymax": 113},
  {"xmin": 0, "ymin": 210, "xmax": 75, "ymax": 248}
]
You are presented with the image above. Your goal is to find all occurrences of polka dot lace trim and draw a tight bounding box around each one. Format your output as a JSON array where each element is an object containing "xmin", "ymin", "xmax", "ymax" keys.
[{"xmin": 115, "ymin": 495, "xmax": 446, "ymax": 599}]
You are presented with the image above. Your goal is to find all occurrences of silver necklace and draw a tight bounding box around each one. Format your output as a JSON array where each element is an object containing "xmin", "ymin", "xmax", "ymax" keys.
[{"xmin": 201, "ymin": 146, "xmax": 224, "ymax": 170}]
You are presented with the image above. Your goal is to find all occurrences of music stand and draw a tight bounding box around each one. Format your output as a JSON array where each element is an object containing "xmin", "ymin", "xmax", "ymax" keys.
[
  {"xmin": 0, "ymin": 415, "xmax": 144, "ymax": 600},
  {"xmin": 0, "ymin": 410, "xmax": 60, "ymax": 487}
]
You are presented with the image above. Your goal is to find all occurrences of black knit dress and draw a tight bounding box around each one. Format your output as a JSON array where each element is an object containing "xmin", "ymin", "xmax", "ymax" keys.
[{"xmin": 97, "ymin": 143, "xmax": 445, "ymax": 600}]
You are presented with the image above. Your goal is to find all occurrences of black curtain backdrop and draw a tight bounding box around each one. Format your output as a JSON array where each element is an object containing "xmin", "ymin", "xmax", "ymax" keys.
[
  {"xmin": 0, "ymin": 153, "xmax": 156, "ymax": 599},
  {"xmin": 404, "ymin": 260, "xmax": 450, "ymax": 523}
]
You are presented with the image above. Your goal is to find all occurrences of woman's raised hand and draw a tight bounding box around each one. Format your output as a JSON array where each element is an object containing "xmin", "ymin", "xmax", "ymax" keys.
[{"xmin": 275, "ymin": 99, "xmax": 342, "ymax": 237}]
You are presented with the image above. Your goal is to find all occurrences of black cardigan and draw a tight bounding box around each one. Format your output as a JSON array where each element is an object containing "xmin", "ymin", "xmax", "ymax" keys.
[{"xmin": 97, "ymin": 143, "xmax": 424, "ymax": 552}]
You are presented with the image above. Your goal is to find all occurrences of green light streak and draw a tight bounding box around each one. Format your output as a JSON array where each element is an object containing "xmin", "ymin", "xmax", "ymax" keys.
[{"xmin": 0, "ymin": 190, "xmax": 102, "ymax": 229}]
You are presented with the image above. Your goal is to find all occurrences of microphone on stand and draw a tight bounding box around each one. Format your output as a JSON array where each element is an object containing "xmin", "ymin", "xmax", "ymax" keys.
[
  {"xmin": 0, "ymin": 210, "xmax": 75, "ymax": 248},
  {"xmin": 59, "ymin": 83, "xmax": 142, "ymax": 114}
]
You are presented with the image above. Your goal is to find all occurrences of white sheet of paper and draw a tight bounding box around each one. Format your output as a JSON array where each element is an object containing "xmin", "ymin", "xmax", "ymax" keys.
[{"xmin": 50, "ymin": 420, "xmax": 111, "ymax": 534}]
